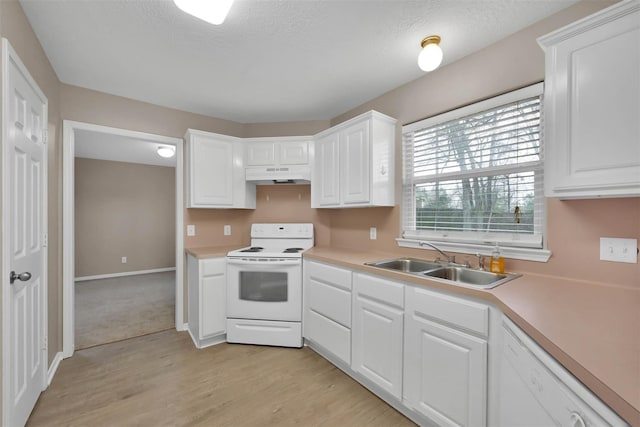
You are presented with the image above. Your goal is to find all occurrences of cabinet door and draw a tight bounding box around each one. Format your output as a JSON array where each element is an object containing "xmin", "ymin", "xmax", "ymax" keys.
[
  {"xmin": 404, "ymin": 312, "xmax": 487, "ymax": 427},
  {"xmin": 303, "ymin": 261, "xmax": 352, "ymax": 364},
  {"xmin": 313, "ymin": 132, "xmax": 340, "ymax": 207},
  {"xmin": 200, "ymin": 258, "xmax": 226, "ymax": 339},
  {"xmin": 341, "ymin": 119, "xmax": 370, "ymax": 205},
  {"xmin": 189, "ymin": 134, "xmax": 234, "ymax": 207},
  {"xmin": 246, "ymin": 141, "xmax": 276, "ymax": 166},
  {"xmin": 279, "ymin": 141, "xmax": 309, "ymax": 165},
  {"xmin": 352, "ymin": 281, "xmax": 403, "ymax": 399},
  {"xmin": 542, "ymin": 4, "xmax": 640, "ymax": 198}
]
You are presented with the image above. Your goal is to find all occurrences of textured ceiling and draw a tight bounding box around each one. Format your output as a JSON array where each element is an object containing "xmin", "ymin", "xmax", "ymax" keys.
[{"xmin": 20, "ymin": 0, "xmax": 578, "ymax": 124}]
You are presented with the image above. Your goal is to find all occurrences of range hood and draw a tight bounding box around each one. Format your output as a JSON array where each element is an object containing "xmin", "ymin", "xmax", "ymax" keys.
[{"xmin": 245, "ymin": 165, "xmax": 311, "ymax": 185}]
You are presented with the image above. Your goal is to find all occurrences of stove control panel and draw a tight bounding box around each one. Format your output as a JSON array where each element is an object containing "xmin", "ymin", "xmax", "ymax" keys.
[{"xmin": 251, "ymin": 223, "xmax": 314, "ymax": 239}]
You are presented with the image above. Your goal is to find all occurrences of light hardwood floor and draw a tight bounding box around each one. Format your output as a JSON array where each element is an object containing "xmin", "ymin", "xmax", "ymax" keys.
[
  {"xmin": 28, "ymin": 330, "xmax": 416, "ymax": 426},
  {"xmin": 75, "ymin": 271, "xmax": 175, "ymax": 349}
]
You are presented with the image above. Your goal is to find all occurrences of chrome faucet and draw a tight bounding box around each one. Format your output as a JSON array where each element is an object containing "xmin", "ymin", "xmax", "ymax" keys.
[{"xmin": 418, "ymin": 241, "xmax": 456, "ymax": 264}]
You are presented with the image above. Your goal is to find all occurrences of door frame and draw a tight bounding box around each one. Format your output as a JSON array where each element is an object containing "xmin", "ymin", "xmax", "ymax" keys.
[
  {"xmin": 62, "ymin": 120, "xmax": 184, "ymax": 358},
  {"xmin": 1, "ymin": 38, "xmax": 49, "ymax": 426}
]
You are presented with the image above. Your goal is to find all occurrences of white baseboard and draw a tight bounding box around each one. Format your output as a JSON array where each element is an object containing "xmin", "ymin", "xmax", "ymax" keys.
[
  {"xmin": 177, "ymin": 322, "xmax": 188, "ymax": 332},
  {"xmin": 75, "ymin": 267, "xmax": 176, "ymax": 282},
  {"xmin": 47, "ymin": 351, "xmax": 63, "ymax": 386}
]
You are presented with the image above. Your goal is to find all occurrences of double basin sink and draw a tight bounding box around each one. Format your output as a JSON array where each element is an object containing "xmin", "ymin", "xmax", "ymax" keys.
[{"xmin": 365, "ymin": 258, "xmax": 520, "ymax": 289}]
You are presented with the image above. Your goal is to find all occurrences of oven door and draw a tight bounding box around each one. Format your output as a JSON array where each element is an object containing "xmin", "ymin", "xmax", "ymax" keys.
[{"xmin": 226, "ymin": 258, "xmax": 302, "ymax": 322}]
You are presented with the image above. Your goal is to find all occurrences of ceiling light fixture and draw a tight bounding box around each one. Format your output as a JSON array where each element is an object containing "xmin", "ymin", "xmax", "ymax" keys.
[
  {"xmin": 157, "ymin": 145, "xmax": 176, "ymax": 158},
  {"xmin": 418, "ymin": 35, "xmax": 443, "ymax": 72},
  {"xmin": 173, "ymin": 0, "xmax": 234, "ymax": 25}
]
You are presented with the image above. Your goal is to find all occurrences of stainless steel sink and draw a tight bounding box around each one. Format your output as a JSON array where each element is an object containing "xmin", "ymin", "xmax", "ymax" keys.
[
  {"xmin": 422, "ymin": 267, "xmax": 518, "ymax": 288},
  {"xmin": 365, "ymin": 257, "xmax": 520, "ymax": 289},
  {"xmin": 365, "ymin": 258, "xmax": 443, "ymax": 273}
]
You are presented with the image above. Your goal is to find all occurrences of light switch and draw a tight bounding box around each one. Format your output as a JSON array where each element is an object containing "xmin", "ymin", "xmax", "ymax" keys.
[
  {"xmin": 187, "ymin": 224, "xmax": 196, "ymax": 237},
  {"xmin": 224, "ymin": 225, "xmax": 231, "ymax": 236},
  {"xmin": 370, "ymin": 227, "xmax": 377, "ymax": 240},
  {"xmin": 600, "ymin": 237, "xmax": 638, "ymax": 263}
]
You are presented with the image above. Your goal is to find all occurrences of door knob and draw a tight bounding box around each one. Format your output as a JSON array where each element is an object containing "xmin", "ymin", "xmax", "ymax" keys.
[{"xmin": 10, "ymin": 271, "xmax": 31, "ymax": 284}]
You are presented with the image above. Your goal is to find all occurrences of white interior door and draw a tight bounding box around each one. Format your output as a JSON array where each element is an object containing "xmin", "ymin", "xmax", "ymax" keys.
[{"xmin": 2, "ymin": 38, "xmax": 48, "ymax": 427}]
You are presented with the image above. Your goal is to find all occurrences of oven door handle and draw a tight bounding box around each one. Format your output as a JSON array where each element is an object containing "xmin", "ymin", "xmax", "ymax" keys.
[{"xmin": 226, "ymin": 258, "xmax": 301, "ymax": 266}]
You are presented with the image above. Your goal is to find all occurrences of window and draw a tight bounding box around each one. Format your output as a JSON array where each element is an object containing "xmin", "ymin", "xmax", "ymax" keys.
[{"xmin": 401, "ymin": 83, "xmax": 544, "ymax": 251}]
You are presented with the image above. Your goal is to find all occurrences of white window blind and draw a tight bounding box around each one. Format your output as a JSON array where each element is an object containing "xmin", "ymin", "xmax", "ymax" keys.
[{"xmin": 402, "ymin": 83, "xmax": 544, "ymax": 248}]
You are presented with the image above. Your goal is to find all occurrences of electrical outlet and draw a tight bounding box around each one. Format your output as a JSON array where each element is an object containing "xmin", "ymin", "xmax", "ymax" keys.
[
  {"xmin": 121, "ymin": 257, "xmax": 127, "ymax": 264},
  {"xmin": 600, "ymin": 237, "xmax": 638, "ymax": 264},
  {"xmin": 224, "ymin": 225, "xmax": 231, "ymax": 236},
  {"xmin": 370, "ymin": 227, "xmax": 377, "ymax": 240},
  {"xmin": 187, "ymin": 224, "xmax": 196, "ymax": 236}
]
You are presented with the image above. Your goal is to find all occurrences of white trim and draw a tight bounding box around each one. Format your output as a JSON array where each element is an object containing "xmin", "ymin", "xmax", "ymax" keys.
[
  {"xmin": 2, "ymin": 38, "xmax": 49, "ymax": 426},
  {"xmin": 63, "ymin": 120, "xmax": 184, "ymax": 359},
  {"xmin": 396, "ymin": 238, "xmax": 552, "ymax": 262},
  {"xmin": 177, "ymin": 322, "xmax": 188, "ymax": 332},
  {"xmin": 46, "ymin": 352, "xmax": 63, "ymax": 386},
  {"xmin": 403, "ymin": 83, "xmax": 544, "ymax": 133},
  {"xmin": 75, "ymin": 267, "xmax": 177, "ymax": 282}
]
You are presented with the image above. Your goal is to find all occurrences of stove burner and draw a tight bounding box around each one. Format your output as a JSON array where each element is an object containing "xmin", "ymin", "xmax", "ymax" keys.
[
  {"xmin": 240, "ymin": 247, "xmax": 264, "ymax": 253},
  {"xmin": 283, "ymin": 247, "xmax": 304, "ymax": 253}
]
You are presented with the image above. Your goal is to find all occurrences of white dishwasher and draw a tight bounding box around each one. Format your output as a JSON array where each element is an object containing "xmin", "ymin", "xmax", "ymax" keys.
[{"xmin": 498, "ymin": 317, "xmax": 628, "ymax": 427}]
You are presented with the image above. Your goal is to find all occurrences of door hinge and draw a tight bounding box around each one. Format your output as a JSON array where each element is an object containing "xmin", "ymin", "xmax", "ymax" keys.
[
  {"xmin": 43, "ymin": 335, "xmax": 48, "ymax": 351},
  {"xmin": 42, "ymin": 128, "xmax": 48, "ymax": 144},
  {"xmin": 43, "ymin": 233, "xmax": 48, "ymax": 247}
]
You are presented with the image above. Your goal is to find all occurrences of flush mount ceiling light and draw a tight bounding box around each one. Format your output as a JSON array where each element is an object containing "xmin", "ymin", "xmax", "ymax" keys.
[
  {"xmin": 157, "ymin": 145, "xmax": 176, "ymax": 158},
  {"xmin": 418, "ymin": 35, "xmax": 443, "ymax": 72},
  {"xmin": 173, "ymin": 0, "xmax": 234, "ymax": 25}
]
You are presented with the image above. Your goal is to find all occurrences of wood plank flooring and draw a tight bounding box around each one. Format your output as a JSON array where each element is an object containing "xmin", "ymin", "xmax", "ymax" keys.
[{"xmin": 27, "ymin": 330, "xmax": 415, "ymax": 426}]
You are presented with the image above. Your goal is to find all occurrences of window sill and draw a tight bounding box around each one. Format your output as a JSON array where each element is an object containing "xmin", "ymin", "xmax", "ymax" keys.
[{"xmin": 396, "ymin": 238, "xmax": 551, "ymax": 262}]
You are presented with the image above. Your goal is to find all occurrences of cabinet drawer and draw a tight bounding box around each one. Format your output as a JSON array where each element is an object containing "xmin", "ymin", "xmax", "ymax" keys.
[
  {"xmin": 307, "ymin": 277, "xmax": 351, "ymax": 327},
  {"xmin": 354, "ymin": 273, "xmax": 404, "ymax": 309},
  {"xmin": 202, "ymin": 257, "xmax": 225, "ymax": 276},
  {"xmin": 406, "ymin": 286, "xmax": 489, "ymax": 337},
  {"xmin": 307, "ymin": 261, "xmax": 352, "ymax": 291},
  {"xmin": 305, "ymin": 309, "xmax": 351, "ymax": 365}
]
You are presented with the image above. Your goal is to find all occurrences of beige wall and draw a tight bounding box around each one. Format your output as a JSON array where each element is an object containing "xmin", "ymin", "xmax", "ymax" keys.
[
  {"xmin": 0, "ymin": 2, "xmax": 636, "ymax": 412},
  {"xmin": 325, "ymin": 0, "xmax": 639, "ymax": 289},
  {"xmin": 0, "ymin": 0, "xmax": 63, "ymax": 388},
  {"xmin": 75, "ymin": 158, "xmax": 176, "ymax": 277}
]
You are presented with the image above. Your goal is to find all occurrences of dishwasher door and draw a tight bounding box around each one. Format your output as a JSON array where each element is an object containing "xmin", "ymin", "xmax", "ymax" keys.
[{"xmin": 498, "ymin": 317, "xmax": 628, "ymax": 427}]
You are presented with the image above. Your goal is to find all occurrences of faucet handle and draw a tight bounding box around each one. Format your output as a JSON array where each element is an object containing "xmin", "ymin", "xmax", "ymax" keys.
[{"xmin": 475, "ymin": 253, "xmax": 486, "ymax": 270}]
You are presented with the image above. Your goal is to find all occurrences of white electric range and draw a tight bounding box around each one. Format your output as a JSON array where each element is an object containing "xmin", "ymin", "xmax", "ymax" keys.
[{"xmin": 226, "ymin": 223, "xmax": 314, "ymax": 348}]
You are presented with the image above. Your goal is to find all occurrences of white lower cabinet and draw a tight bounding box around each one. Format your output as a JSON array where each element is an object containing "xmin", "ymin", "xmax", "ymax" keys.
[
  {"xmin": 187, "ymin": 255, "xmax": 226, "ymax": 348},
  {"xmin": 352, "ymin": 273, "xmax": 404, "ymax": 400},
  {"xmin": 404, "ymin": 285, "xmax": 488, "ymax": 427},
  {"xmin": 303, "ymin": 260, "xmax": 352, "ymax": 365}
]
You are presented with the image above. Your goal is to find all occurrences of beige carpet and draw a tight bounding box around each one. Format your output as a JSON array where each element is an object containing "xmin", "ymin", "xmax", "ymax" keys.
[{"xmin": 75, "ymin": 271, "xmax": 175, "ymax": 350}]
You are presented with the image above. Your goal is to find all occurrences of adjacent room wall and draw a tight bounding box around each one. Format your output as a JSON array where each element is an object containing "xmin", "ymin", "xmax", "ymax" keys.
[{"xmin": 74, "ymin": 158, "xmax": 176, "ymax": 278}]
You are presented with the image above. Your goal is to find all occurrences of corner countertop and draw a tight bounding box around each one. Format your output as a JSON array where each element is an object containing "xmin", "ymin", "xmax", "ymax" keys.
[{"xmin": 303, "ymin": 247, "xmax": 640, "ymax": 426}]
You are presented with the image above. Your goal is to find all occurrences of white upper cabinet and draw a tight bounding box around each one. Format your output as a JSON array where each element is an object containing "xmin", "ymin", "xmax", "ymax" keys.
[
  {"xmin": 245, "ymin": 137, "xmax": 311, "ymax": 167},
  {"xmin": 185, "ymin": 129, "xmax": 256, "ymax": 209},
  {"xmin": 312, "ymin": 110, "xmax": 396, "ymax": 208},
  {"xmin": 538, "ymin": 1, "xmax": 640, "ymax": 198}
]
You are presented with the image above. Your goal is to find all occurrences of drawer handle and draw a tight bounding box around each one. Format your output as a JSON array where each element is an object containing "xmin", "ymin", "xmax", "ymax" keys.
[{"xmin": 570, "ymin": 412, "xmax": 586, "ymax": 427}]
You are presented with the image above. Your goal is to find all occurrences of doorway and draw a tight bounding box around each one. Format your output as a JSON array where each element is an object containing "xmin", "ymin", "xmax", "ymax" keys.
[{"xmin": 62, "ymin": 121, "xmax": 184, "ymax": 358}]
